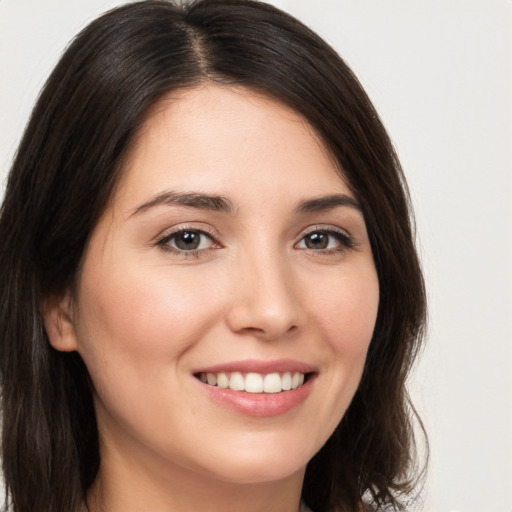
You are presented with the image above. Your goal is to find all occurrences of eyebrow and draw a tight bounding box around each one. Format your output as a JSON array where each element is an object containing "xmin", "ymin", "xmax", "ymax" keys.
[
  {"xmin": 129, "ymin": 190, "xmax": 361, "ymax": 218},
  {"xmin": 129, "ymin": 191, "xmax": 237, "ymax": 217},
  {"xmin": 294, "ymin": 194, "xmax": 361, "ymax": 214}
]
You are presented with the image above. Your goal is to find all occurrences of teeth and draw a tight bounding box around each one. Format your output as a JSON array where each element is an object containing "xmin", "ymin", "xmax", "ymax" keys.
[
  {"xmin": 292, "ymin": 372, "xmax": 304, "ymax": 389},
  {"xmin": 217, "ymin": 372, "xmax": 229, "ymax": 389},
  {"xmin": 198, "ymin": 371, "xmax": 307, "ymax": 393},
  {"xmin": 263, "ymin": 373, "xmax": 281, "ymax": 393},
  {"xmin": 229, "ymin": 372, "xmax": 245, "ymax": 391},
  {"xmin": 245, "ymin": 372, "xmax": 264, "ymax": 393},
  {"xmin": 281, "ymin": 372, "xmax": 292, "ymax": 390}
]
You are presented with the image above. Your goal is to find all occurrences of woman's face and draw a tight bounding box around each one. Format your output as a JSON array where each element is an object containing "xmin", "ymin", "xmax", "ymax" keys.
[{"xmin": 51, "ymin": 85, "xmax": 379, "ymax": 485}]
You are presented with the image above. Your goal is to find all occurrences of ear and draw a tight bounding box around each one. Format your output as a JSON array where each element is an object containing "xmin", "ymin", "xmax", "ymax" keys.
[{"xmin": 42, "ymin": 292, "xmax": 79, "ymax": 352}]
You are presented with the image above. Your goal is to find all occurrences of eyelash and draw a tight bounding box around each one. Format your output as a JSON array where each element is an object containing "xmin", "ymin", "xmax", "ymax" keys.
[
  {"xmin": 296, "ymin": 226, "xmax": 356, "ymax": 255},
  {"xmin": 156, "ymin": 226, "xmax": 220, "ymax": 257},
  {"xmin": 155, "ymin": 226, "xmax": 355, "ymax": 257}
]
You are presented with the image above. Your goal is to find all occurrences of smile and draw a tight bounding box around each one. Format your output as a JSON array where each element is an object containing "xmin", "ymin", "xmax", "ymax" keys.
[
  {"xmin": 196, "ymin": 371, "xmax": 306, "ymax": 393},
  {"xmin": 193, "ymin": 359, "xmax": 316, "ymax": 416}
]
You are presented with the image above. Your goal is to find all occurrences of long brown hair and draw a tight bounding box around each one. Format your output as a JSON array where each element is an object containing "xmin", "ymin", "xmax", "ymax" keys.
[{"xmin": 0, "ymin": 1, "xmax": 427, "ymax": 511}]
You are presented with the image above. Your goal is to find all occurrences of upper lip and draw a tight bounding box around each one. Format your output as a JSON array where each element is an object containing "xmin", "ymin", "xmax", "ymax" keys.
[{"xmin": 192, "ymin": 358, "xmax": 317, "ymax": 375}]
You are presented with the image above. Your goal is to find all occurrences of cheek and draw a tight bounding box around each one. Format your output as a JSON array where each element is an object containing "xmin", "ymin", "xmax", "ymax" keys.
[
  {"xmin": 72, "ymin": 255, "xmax": 227, "ymax": 439},
  {"xmin": 286, "ymin": 263, "xmax": 379, "ymax": 450},
  {"xmin": 309, "ymin": 266, "xmax": 379, "ymax": 357},
  {"xmin": 73, "ymin": 253, "xmax": 225, "ymax": 377},
  {"xmin": 313, "ymin": 265, "xmax": 378, "ymax": 395}
]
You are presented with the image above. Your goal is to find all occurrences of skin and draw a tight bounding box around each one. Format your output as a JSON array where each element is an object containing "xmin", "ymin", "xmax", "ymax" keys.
[{"xmin": 45, "ymin": 85, "xmax": 379, "ymax": 512}]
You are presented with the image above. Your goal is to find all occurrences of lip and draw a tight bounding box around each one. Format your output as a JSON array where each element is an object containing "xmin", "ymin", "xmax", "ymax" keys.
[
  {"xmin": 192, "ymin": 359, "xmax": 317, "ymax": 417},
  {"xmin": 192, "ymin": 358, "xmax": 317, "ymax": 375}
]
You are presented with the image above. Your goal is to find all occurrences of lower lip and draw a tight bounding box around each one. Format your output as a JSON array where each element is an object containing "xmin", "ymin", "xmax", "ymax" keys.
[{"xmin": 197, "ymin": 376, "xmax": 315, "ymax": 417}]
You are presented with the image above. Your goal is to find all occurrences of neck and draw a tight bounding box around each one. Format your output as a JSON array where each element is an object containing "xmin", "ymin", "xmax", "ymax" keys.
[
  {"xmin": 87, "ymin": 433, "xmax": 306, "ymax": 512},
  {"xmin": 88, "ymin": 470, "xmax": 306, "ymax": 512}
]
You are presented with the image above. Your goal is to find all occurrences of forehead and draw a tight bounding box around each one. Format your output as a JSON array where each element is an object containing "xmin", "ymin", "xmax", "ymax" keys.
[{"xmin": 114, "ymin": 85, "xmax": 351, "ymax": 213}]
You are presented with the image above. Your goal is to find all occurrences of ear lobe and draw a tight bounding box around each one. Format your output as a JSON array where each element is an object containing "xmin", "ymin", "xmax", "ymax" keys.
[{"xmin": 43, "ymin": 293, "xmax": 79, "ymax": 352}]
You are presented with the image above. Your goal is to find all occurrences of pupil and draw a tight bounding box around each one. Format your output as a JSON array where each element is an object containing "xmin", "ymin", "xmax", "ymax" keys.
[
  {"xmin": 176, "ymin": 231, "xmax": 200, "ymax": 250},
  {"xmin": 306, "ymin": 232, "xmax": 328, "ymax": 249}
]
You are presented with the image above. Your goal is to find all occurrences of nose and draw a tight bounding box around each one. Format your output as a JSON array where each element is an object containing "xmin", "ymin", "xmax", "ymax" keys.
[{"xmin": 225, "ymin": 251, "xmax": 303, "ymax": 341}]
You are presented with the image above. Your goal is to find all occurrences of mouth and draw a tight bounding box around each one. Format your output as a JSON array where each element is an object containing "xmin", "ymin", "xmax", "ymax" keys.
[
  {"xmin": 192, "ymin": 359, "xmax": 317, "ymax": 416},
  {"xmin": 194, "ymin": 371, "xmax": 312, "ymax": 393}
]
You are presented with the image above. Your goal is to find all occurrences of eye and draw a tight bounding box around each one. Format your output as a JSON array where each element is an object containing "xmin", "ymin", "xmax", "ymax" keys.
[
  {"xmin": 296, "ymin": 229, "xmax": 354, "ymax": 252},
  {"xmin": 158, "ymin": 228, "xmax": 216, "ymax": 253}
]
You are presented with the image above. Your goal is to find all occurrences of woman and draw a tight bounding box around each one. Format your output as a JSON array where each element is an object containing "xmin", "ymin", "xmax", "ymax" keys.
[{"xmin": 0, "ymin": 1, "xmax": 426, "ymax": 511}]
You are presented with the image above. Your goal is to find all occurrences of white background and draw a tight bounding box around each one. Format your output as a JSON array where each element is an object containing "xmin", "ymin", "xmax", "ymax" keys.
[{"xmin": 0, "ymin": 1, "xmax": 511, "ymax": 511}]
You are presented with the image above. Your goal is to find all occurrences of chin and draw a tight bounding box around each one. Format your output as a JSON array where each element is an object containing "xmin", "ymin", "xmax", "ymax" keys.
[
  {"xmin": 211, "ymin": 459, "xmax": 305, "ymax": 486},
  {"xmin": 193, "ymin": 434, "xmax": 315, "ymax": 485}
]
